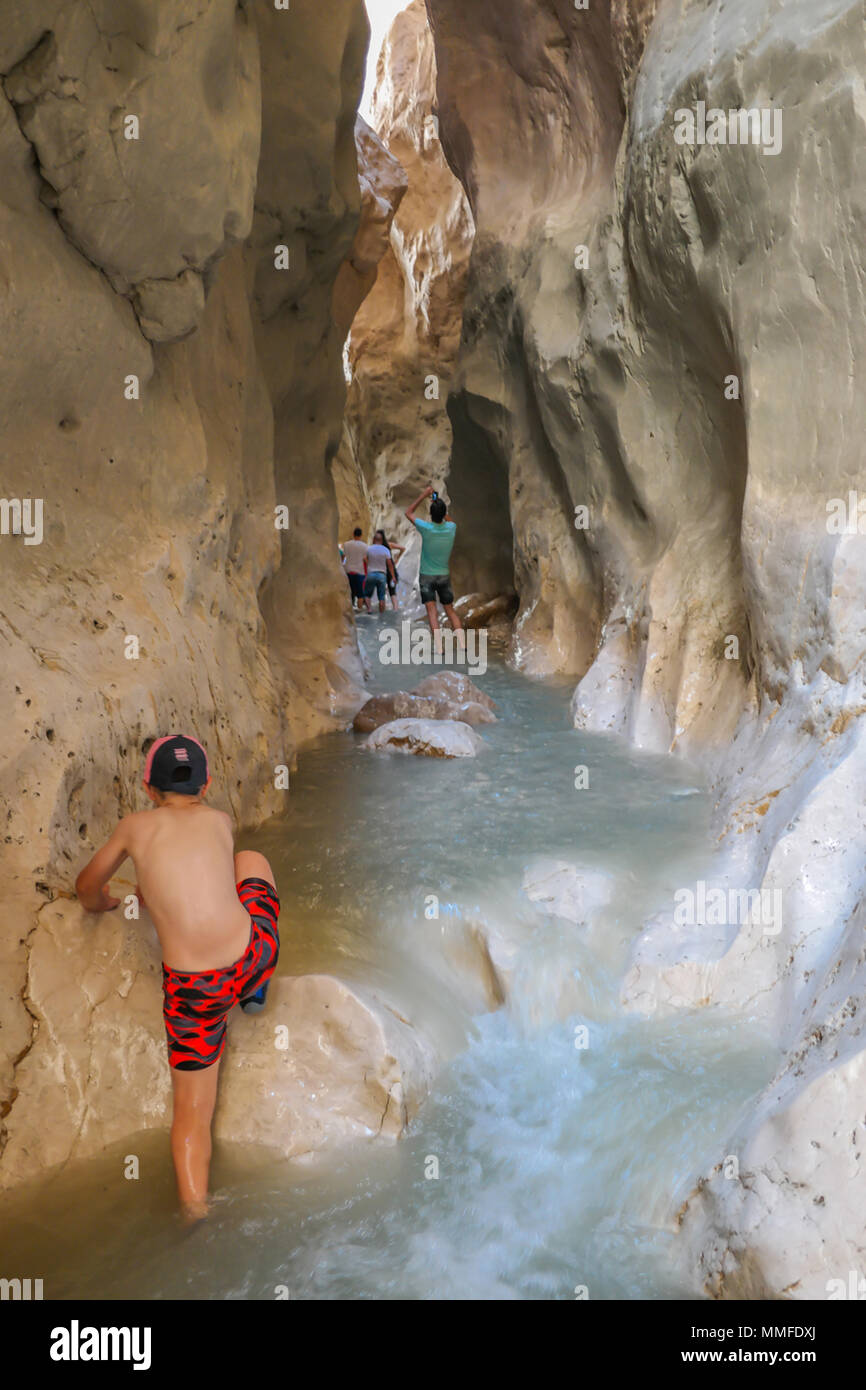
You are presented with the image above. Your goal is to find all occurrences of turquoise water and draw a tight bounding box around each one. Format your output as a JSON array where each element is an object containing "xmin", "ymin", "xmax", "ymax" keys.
[{"xmin": 0, "ymin": 616, "xmax": 775, "ymax": 1299}]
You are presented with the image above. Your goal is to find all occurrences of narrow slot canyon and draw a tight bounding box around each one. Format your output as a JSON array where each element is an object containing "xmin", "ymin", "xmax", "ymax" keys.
[{"xmin": 1, "ymin": 0, "xmax": 865, "ymax": 1322}]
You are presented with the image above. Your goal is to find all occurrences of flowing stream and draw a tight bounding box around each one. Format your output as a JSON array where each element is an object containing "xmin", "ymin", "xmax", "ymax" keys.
[{"xmin": 0, "ymin": 616, "xmax": 776, "ymax": 1299}]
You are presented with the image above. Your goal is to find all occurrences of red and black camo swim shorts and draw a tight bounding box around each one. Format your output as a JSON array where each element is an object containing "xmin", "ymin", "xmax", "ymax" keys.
[{"xmin": 162, "ymin": 877, "xmax": 280, "ymax": 1071}]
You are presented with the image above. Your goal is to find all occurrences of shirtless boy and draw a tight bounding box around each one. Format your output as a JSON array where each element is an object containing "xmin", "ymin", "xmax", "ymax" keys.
[{"xmin": 75, "ymin": 735, "xmax": 280, "ymax": 1219}]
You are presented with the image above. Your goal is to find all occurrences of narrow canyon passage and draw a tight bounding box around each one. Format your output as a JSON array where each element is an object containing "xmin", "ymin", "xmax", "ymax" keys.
[
  {"xmin": 2, "ymin": 0, "xmax": 865, "ymax": 1321},
  {"xmin": 0, "ymin": 620, "xmax": 774, "ymax": 1299}
]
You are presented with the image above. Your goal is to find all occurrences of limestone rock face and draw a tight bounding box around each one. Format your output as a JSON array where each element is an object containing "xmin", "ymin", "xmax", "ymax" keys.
[
  {"xmin": 2, "ymin": 3, "xmax": 261, "ymax": 343},
  {"xmin": 0, "ymin": 897, "xmax": 170, "ymax": 1186},
  {"xmin": 363, "ymin": 717, "xmax": 485, "ymax": 757},
  {"xmin": 680, "ymin": 1044, "xmax": 866, "ymax": 1300},
  {"xmin": 332, "ymin": 117, "xmax": 409, "ymax": 339},
  {"xmin": 425, "ymin": 0, "xmax": 866, "ymax": 1295},
  {"xmin": 337, "ymin": 0, "xmax": 475, "ymax": 566},
  {"xmin": 0, "ymin": 0, "xmax": 403, "ymax": 1186},
  {"xmin": 217, "ymin": 975, "xmax": 437, "ymax": 1155},
  {"xmin": 353, "ymin": 689, "xmax": 495, "ymax": 732}
]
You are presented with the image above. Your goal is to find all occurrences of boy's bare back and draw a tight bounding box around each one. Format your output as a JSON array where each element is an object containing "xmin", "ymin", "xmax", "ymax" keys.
[{"xmin": 86, "ymin": 803, "xmax": 252, "ymax": 972}]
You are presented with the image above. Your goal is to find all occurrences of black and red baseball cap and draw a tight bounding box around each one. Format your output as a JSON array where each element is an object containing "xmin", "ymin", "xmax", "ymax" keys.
[{"xmin": 143, "ymin": 735, "xmax": 209, "ymax": 795}]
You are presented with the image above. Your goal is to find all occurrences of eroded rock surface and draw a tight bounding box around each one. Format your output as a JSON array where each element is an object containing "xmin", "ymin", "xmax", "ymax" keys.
[{"xmin": 364, "ymin": 717, "xmax": 485, "ymax": 758}]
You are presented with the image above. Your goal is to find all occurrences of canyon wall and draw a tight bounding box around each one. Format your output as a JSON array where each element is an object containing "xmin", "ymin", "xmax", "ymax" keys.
[
  {"xmin": 337, "ymin": 0, "xmax": 475, "ymax": 580},
  {"xmin": 425, "ymin": 0, "xmax": 866, "ymax": 1296},
  {"xmin": 0, "ymin": 0, "xmax": 403, "ymax": 1188}
]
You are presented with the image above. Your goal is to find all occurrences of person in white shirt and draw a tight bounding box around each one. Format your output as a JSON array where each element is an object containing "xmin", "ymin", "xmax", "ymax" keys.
[
  {"xmin": 340, "ymin": 527, "xmax": 368, "ymax": 609},
  {"xmin": 363, "ymin": 530, "xmax": 397, "ymax": 614}
]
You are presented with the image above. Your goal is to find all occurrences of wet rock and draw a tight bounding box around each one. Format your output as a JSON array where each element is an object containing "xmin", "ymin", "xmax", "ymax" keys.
[
  {"xmin": 353, "ymin": 689, "xmax": 496, "ymax": 732},
  {"xmin": 452, "ymin": 591, "xmax": 519, "ymax": 630},
  {"xmin": 217, "ymin": 975, "xmax": 437, "ymax": 1156},
  {"xmin": 522, "ymin": 860, "xmax": 616, "ymax": 926},
  {"xmin": 680, "ymin": 1042, "xmax": 866, "ymax": 1301},
  {"xmin": 412, "ymin": 670, "xmax": 497, "ymax": 711},
  {"xmin": 363, "ymin": 717, "xmax": 485, "ymax": 757}
]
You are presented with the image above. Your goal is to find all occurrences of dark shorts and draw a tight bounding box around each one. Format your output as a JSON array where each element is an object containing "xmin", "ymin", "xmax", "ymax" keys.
[
  {"xmin": 387, "ymin": 569, "xmax": 399, "ymax": 595},
  {"xmin": 365, "ymin": 571, "xmax": 387, "ymax": 601},
  {"xmin": 347, "ymin": 571, "xmax": 365, "ymax": 600},
  {"xmin": 162, "ymin": 877, "xmax": 280, "ymax": 1071},
  {"xmin": 419, "ymin": 573, "xmax": 454, "ymax": 605}
]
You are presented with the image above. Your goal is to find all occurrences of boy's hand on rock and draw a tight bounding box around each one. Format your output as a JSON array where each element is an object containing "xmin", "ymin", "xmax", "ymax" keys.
[{"xmin": 80, "ymin": 891, "xmax": 121, "ymax": 912}]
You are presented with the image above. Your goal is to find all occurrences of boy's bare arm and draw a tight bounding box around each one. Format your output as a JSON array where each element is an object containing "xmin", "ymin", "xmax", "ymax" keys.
[{"xmin": 75, "ymin": 821, "xmax": 131, "ymax": 912}]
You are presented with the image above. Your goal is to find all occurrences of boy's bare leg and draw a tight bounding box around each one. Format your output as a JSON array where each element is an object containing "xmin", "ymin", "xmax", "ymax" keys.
[
  {"xmin": 443, "ymin": 603, "xmax": 464, "ymax": 633},
  {"xmin": 234, "ymin": 848, "xmax": 276, "ymax": 890},
  {"xmin": 424, "ymin": 600, "xmax": 440, "ymax": 634},
  {"xmin": 168, "ymin": 850, "xmax": 276, "ymax": 1219},
  {"xmin": 171, "ymin": 1060, "xmax": 221, "ymax": 1220}
]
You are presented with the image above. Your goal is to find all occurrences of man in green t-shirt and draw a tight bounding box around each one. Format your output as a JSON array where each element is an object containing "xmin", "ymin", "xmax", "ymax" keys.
[{"xmin": 404, "ymin": 485, "xmax": 464, "ymax": 636}]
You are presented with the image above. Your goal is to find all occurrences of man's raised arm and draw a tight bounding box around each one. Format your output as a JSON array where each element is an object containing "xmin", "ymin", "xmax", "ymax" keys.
[{"xmin": 404, "ymin": 484, "xmax": 434, "ymax": 523}]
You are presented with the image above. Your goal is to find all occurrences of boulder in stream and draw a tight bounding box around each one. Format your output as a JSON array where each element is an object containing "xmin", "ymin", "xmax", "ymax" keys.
[
  {"xmin": 412, "ymin": 670, "xmax": 497, "ymax": 711},
  {"xmin": 452, "ymin": 591, "xmax": 519, "ymax": 630},
  {"xmin": 522, "ymin": 860, "xmax": 616, "ymax": 925},
  {"xmin": 216, "ymin": 975, "xmax": 437, "ymax": 1157},
  {"xmin": 353, "ymin": 689, "xmax": 496, "ymax": 733},
  {"xmin": 363, "ymin": 717, "xmax": 485, "ymax": 758}
]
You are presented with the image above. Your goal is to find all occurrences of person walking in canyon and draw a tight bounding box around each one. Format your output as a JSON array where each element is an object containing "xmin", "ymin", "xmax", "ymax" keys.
[
  {"xmin": 74, "ymin": 735, "xmax": 280, "ymax": 1221},
  {"xmin": 364, "ymin": 528, "xmax": 397, "ymax": 614},
  {"xmin": 405, "ymin": 485, "xmax": 464, "ymax": 639},
  {"xmin": 381, "ymin": 531, "xmax": 405, "ymax": 610},
  {"xmin": 340, "ymin": 526, "xmax": 368, "ymax": 610}
]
